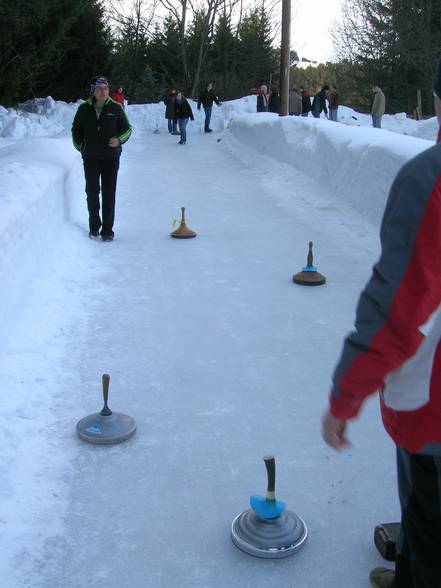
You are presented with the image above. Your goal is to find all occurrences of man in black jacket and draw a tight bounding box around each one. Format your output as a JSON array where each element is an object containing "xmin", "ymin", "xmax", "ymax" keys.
[
  {"xmin": 311, "ymin": 85, "xmax": 329, "ymax": 119},
  {"xmin": 197, "ymin": 82, "xmax": 221, "ymax": 133},
  {"xmin": 72, "ymin": 76, "xmax": 132, "ymax": 241}
]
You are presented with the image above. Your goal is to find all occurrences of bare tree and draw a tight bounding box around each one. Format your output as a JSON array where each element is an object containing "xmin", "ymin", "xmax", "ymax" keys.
[{"xmin": 108, "ymin": 0, "xmax": 158, "ymax": 97}]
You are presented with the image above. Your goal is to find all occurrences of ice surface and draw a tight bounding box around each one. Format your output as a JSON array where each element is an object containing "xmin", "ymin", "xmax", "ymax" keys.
[{"xmin": 0, "ymin": 96, "xmax": 435, "ymax": 587}]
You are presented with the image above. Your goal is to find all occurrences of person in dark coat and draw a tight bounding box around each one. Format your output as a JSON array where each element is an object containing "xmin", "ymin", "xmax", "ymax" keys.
[
  {"xmin": 256, "ymin": 84, "xmax": 270, "ymax": 112},
  {"xmin": 164, "ymin": 85, "xmax": 179, "ymax": 134},
  {"xmin": 197, "ymin": 82, "xmax": 221, "ymax": 133},
  {"xmin": 174, "ymin": 91, "xmax": 194, "ymax": 145},
  {"xmin": 299, "ymin": 86, "xmax": 311, "ymax": 117},
  {"xmin": 71, "ymin": 75, "xmax": 132, "ymax": 241},
  {"xmin": 268, "ymin": 88, "xmax": 280, "ymax": 113},
  {"xmin": 311, "ymin": 85, "xmax": 329, "ymax": 118}
]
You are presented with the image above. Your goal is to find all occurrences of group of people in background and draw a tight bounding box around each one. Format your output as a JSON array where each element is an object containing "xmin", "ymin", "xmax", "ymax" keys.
[
  {"xmin": 255, "ymin": 82, "xmax": 386, "ymax": 129},
  {"xmin": 254, "ymin": 82, "xmax": 340, "ymax": 121},
  {"xmin": 163, "ymin": 82, "xmax": 221, "ymax": 145}
]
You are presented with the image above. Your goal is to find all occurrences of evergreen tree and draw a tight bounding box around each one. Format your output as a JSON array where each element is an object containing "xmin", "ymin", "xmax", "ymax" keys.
[
  {"xmin": 334, "ymin": 0, "xmax": 441, "ymax": 114},
  {"xmin": 237, "ymin": 4, "xmax": 278, "ymax": 92},
  {"xmin": 209, "ymin": 12, "xmax": 239, "ymax": 97},
  {"xmin": 0, "ymin": 0, "xmax": 110, "ymax": 105},
  {"xmin": 146, "ymin": 17, "xmax": 183, "ymax": 92}
]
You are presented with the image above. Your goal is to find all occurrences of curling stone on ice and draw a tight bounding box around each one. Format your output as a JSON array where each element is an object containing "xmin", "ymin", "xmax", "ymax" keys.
[
  {"xmin": 170, "ymin": 207, "xmax": 197, "ymax": 239},
  {"xmin": 231, "ymin": 454, "xmax": 307, "ymax": 558},
  {"xmin": 293, "ymin": 241, "xmax": 326, "ymax": 286},
  {"xmin": 76, "ymin": 374, "xmax": 137, "ymax": 444}
]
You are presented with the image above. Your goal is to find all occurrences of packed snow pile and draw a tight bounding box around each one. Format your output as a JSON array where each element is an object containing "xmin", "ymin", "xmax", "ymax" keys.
[
  {"xmin": 0, "ymin": 97, "xmax": 79, "ymax": 140},
  {"xmin": 224, "ymin": 114, "xmax": 432, "ymax": 226},
  {"xmin": 0, "ymin": 138, "xmax": 78, "ymax": 346}
]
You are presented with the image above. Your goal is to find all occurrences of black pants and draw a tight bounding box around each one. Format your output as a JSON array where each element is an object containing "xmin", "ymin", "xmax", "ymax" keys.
[
  {"xmin": 83, "ymin": 157, "xmax": 120, "ymax": 236},
  {"xmin": 396, "ymin": 447, "xmax": 441, "ymax": 587}
]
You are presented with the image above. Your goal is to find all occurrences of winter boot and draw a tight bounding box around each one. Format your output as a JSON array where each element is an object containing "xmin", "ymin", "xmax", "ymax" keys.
[{"xmin": 369, "ymin": 567, "xmax": 395, "ymax": 588}]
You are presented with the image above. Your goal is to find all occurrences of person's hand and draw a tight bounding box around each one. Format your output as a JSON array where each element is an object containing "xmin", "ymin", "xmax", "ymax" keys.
[
  {"xmin": 321, "ymin": 409, "xmax": 351, "ymax": 450},
  {"xmin": 108, "ymin": 137, "xmax": 120, "ymax": 147}
]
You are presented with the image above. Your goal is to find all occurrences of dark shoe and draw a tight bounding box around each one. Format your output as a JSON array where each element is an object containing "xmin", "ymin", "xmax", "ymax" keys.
[
  {"xmin": 89, "ymin": 230, "xmax": 100, "ymax": 240},
  {"xmin": 178, "ymin": 140, "xmax": 184, "ymax": 145},
  {"xmin": 369, "ymin": 567, "xmax": 395, "ymax": 588},
  {"xmin": 101, "ymin": 234, "xmax": 114, "ymax": 242},
  {"xmin": 205, "ymin": 129, "xmax": 212, "ymax": 133}
]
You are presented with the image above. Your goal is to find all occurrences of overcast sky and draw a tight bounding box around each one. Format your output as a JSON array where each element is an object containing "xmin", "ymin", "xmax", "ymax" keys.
[{"xmin": 290, "ymin": 0, "xmax": 343, "ymax": 63}]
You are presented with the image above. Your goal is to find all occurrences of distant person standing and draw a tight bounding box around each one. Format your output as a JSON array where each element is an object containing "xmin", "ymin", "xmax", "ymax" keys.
[
  {"xmin": 164, "ymin": 85, "xmax": 178, "ymax": 134},
  {"xmin": 311, "ymin": 85, "xmax": 329, "ymax": 118},
  {"xmin": 268, "ymin": 88, "xmax": 280, "ymax": 113},
  {"xmin": 371, "ymin": 84, "xmax": 386, "ymax": 128},
  {"xmin": 289, "ymin": 89, "xmax": 302, "ymax": 116},
  {"xmin": 111, "ymin": 85, "xmax": 125, "ymax": 108},
  {"xmin": 197, "ymin": 82, "xmax": 221, "ymax": 133},
  {"xmin": 328, "ymin": 85, "xmax": 339, "ymax": 121},
  {"xmin": 174, "ymin": 91, "xmax": 194, "ymax": 145},
  {"xmin": 299, "ymin": 86, "xmax": 311, "ymax": 117},
  {"xmin": 72, "ymin": 76, "xmax": 132, "ymax": 241},
  {"xmin": 256, "ymin": 84, "xmax": 270, "ymax": 112}
]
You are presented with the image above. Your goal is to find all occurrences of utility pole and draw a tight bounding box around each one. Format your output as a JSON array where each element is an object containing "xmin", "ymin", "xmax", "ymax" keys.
[{"xmin": 279, "ymin": 0, "xmax": 291, "ymax": 116}]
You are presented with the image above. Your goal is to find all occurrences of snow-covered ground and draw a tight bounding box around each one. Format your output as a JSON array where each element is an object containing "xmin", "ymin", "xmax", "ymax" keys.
[{"xmin": 0, "ymin": 96, "xmax": 437, "ymax": 587}]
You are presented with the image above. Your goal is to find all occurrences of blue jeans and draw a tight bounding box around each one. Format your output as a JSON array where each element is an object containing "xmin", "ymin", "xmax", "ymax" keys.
[
  {"xmin": 312, "ymin": 111, "xmax": 320, "ymax": 118},
  {"xmin": 204, "ymin": 106, "xmax": 212, "ymax": 131},
  {"xmin": 329, "ymin": 108, "xmax": 338, "ymax": 122},
  {"xmin": 178, "ymin": 117, "xmax": 189, "ymax": 142},
  {"xmin": 372, "ymin": 114, "xmax": 382, "ymax": 128},
  {"xmin": 301, "ymin": 112, "xmax": 309, "ymax": 117}
]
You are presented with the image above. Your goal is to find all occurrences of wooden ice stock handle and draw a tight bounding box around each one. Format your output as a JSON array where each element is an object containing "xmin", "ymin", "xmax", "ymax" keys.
[
  {"xmin": 263, "ymin": 454, "xmax": 276, "ymax": 498},
  {"xmin": 102, "ymin": 373, "xmax": 110, "ymax": 404}
]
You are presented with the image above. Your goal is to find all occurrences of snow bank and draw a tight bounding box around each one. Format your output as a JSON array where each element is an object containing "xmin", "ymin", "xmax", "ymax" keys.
[
  {"xmin": 224, "ymin": 114, "xmax": 433, "ymax": 225},
  {"xmin": 0, "ymin": 97, "xmax": 79, "ymax": 139},
  {"xmin": 0, "ymin": 138, "xmax": 77, "ymax": 350}
]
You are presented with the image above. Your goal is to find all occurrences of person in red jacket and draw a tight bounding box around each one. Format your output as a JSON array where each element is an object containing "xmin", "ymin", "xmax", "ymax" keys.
[
  {"xmin": 111, "ymin": 85, "xmax": 125, "ymax": 108},
  {"xmin": 322, "ymin": 58, "xmax": 441, "ymax": 588}
]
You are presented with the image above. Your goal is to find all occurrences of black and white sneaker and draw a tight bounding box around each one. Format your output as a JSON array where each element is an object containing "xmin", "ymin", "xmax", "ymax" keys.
[{"xmin": 89, "ymin": 231, "xmax": 100, "ymax": 240}]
